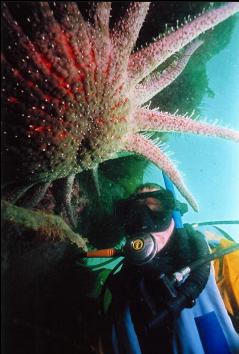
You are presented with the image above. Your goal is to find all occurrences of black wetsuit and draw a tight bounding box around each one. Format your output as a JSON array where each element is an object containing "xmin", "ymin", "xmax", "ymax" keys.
[{"xmin": 102, "ymin": 224, "xmax": 210, "ymax": 354}]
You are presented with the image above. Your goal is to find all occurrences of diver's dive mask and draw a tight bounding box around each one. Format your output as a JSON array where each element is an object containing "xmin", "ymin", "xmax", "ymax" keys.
[
  {"xmin": 123, "ymin": 203, "xmax": 172, "ymax": 235},
  {"xmin": 115, "ymin": 189, "xmax": 175, "ymax": 235}
]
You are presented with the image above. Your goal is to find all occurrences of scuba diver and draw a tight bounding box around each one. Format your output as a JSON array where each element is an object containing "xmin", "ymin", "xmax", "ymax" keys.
[
  {"xmin": 101, "ymin": 183, "xmax": 211, "ymax": 354},
  {"xmin": 83, "ymin": 182, "xmax": 239, "ymax": 353}
]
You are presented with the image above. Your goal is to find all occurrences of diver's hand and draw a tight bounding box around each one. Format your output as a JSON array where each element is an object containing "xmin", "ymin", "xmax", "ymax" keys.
[
  {"xmin": 166, "ymin": 294, "xmax": 196, "ymax": 318},
  {"xmin": 143, "ymin": 294, "xmax": 195, "ymax": 335}
]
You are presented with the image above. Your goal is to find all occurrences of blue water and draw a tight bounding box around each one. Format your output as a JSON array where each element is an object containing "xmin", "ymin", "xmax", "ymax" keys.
[{"xmin": 143, "ymin": 18, "xmax": 239, "ymax": 242}]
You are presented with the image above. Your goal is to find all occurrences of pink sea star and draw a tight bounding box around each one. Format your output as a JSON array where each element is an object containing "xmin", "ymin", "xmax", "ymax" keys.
[{"xmin": 2, "ymin": 2, "xmax": 239, "ymax": 221}]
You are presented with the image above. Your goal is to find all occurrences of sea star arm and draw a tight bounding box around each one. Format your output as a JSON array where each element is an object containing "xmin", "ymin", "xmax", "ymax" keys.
[
  {"xmin": 53, "ymin": 174, "xmax": 77, "ymax": 229},
  {"xmin": 17, "ymin": 182, "xmax": 52, "ymax": 209},
  {"xmin": 94, "ymin": 2, "xmax": 111, "ymax": 33},
  {"xmin": 51, "ymin": 2, "xmax": 92, "ymax": 55},
  {"xmin": 123, "ymin": 133, "xmax": 198, "ymax": 211},
  {"xmin": 128, "ymin": 2, "xmax": 239, "ymax": 84},
  {"xmin": 135, "ymin": 39, "xmax": 203, "ymax": 106},
  {"xmin": 2, "ymin": 182, "xmax": 37, "ymax": 205},
  {"xmin": 92, "ymin": 2, "xmax": 113, "ymax": 79},
  {"xmin": 27, "ymin": 2, "xmax": 86, "ymax": 81},
  {"xmin": 136, "ymin": 109, "xmax": 239, "ymax": 142},
  {"xmin": 54, "ymin": 2, "xmax": 113, "ymax": 94},
  {"xmin": 1, "ymin": 5, "xmax": 75, "ymax": 99},
  {"xmin": 111, "ymin": 2, "xmax": 150, "ymax": 59}
]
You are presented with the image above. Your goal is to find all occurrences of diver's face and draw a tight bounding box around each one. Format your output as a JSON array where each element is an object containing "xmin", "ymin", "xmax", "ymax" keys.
[
  {"xmin": 136, "ymin": 187, "xmax": 163, "ymax": 211},
  {"xmin": 123, "ymin": 186, "xmax": 174, "ymax": 235}
]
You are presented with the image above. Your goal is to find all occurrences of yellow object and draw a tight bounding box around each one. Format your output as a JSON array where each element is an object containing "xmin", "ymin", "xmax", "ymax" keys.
[
  {"xmin": 213, "ymin": 239, "xmax": 239, "ymax": 317},
  {"xmin": 132, "ymin": 238, "xmax": 144, "ymax": 250}
]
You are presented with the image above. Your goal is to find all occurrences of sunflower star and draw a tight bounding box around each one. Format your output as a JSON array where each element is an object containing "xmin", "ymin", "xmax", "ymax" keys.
[{"xmin": 1, "ymin": 1, "xmax": 239, "ymax": 221}]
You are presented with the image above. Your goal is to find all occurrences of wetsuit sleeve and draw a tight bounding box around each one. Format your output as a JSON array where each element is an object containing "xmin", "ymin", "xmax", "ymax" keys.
[{"xmin": 176, "ymin": 224, "xmax": 211, "ymax": 304}]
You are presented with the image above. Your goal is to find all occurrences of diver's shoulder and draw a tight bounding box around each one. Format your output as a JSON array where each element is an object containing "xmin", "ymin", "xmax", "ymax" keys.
[{"xmin": 183, "ymin": 223, "xmax": 205, "ymax": 238}]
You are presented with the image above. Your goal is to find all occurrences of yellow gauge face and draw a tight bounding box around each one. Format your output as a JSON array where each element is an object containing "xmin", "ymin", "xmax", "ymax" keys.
[{"xmin": 131, "ymin": 239, "xmax": 144, "ymax": 251}]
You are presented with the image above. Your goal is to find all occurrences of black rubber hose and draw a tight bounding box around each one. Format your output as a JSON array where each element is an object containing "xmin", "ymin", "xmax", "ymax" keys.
[{"xmin": 188, "ymin": 243, "xmax": 239, "ymax": 272}]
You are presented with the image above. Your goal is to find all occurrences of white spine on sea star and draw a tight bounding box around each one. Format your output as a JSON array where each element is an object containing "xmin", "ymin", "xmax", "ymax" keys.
[
  {"xmin": 128, "ymin": 2, "xmax": 239, "ymax": 84},
  {"xmin": 136, "ymin": 109, "xmax": 239, "ymax": 142},
  {"xmin": 123, "ymin": 133, "xmax": 198, "ymax": 211},
  {"xmin": 135, "ymin": 39, "xmax": 204, "ymax": 106}
]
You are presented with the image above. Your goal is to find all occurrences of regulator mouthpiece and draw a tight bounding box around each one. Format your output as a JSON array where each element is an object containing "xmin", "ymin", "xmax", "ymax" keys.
[{"xmin": 124, "ymin": 233, "xmax": 157, "ymax": 266}]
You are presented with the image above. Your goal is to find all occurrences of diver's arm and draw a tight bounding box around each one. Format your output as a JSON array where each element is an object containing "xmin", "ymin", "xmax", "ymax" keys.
[
  {"xmin": 178, "ymin": 224, "xmax": 210, "ymax": 303},
  {"xmin": 165, "ymin": 225, "xmax": 210, "ymax": 318}
]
